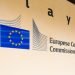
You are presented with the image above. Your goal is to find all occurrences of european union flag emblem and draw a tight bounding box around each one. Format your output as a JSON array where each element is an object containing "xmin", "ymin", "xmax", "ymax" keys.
[{"xmin": 0, "ymin": 24, "xmax": 30, "ymax": 49}]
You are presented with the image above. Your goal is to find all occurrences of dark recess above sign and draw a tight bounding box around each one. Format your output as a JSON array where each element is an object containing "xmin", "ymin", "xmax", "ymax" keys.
[{"xmin": 67, "ymin": 0, "xmax": 75, "ymax": 4}]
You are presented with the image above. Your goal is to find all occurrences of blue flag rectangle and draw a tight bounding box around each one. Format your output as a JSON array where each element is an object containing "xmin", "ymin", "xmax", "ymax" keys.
[{"xmin": 0, "ymin": 24, "xmax": 30, "ymax": 49}]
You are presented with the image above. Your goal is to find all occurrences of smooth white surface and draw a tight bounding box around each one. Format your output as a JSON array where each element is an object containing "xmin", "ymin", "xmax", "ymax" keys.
[{"xmin": 0, "ymin": 48, "xmax": 75, "ymax": 75}]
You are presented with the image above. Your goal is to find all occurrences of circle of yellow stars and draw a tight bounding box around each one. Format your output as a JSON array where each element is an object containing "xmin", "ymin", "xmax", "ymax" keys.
[{"xmin": 8, "ymin": 30, "xmax": 24, "ymax": 46}]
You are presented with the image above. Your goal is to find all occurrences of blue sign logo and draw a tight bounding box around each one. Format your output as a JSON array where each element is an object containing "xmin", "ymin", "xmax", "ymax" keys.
[{"xmin": 0, "ymin": 24, "xmax": 30, "ymax": 49}]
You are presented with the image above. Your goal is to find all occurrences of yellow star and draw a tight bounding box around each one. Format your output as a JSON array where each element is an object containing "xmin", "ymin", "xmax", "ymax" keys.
[
  {"xmin": 9, "ymin": 32, "xmax": 12, "ymax": 35},
  {"xmin": 8, "ymin": 36, "xmax": 11, "ymax": 38},
  {"xmin": 18, "ymin": 43, "xmax": 21, "ymax": 46},
  {"xmin": 21, "ymin": 34, "xmax": 23, "ymax": 37},
  {"xmin": 15, "ymin": 44, "xmax": 18, "ymax": 46},
  {"xmin": 18, "ymin": 32, "xmax": 21, "ymax": 34},
  {"xmin": 12, "ymin": 30, "xmax": 14, "ymax": 33},
  {"xmin": 12, "ymin": 42, "xmax": 14, "ymax": 45},
  {"xmin": 9, "ymin": 39, "xmax": 12, "ymax": 42},
  {"xmin": 15, "ymin": 30, "xmax": 18, "ymax": 33},
  {"xmin": 21, "ymin": 38, "xmax": 24, "ymax": 40},
  {"xmin": 21, "ymin": 41, "xmax": 23, "ymax": 44}
]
